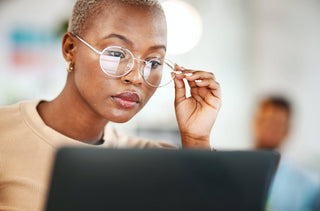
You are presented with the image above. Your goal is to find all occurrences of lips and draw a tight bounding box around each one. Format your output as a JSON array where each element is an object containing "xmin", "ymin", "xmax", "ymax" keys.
[{"xmin": 112, "ymin": 92, "xmax": 140, "ymax": 109}]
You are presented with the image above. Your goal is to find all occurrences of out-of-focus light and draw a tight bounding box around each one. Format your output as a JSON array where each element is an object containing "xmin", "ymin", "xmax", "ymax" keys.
[{"xmin": 162, "ymin": 0, "xmax": 203, "ymax": 55}]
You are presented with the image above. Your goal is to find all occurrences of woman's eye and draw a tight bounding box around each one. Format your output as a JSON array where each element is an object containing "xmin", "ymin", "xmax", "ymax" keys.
[
  {"xmin": 149, "ymin": 60, "xmax": 162, "ymax": 69},
  {"xmin": 107, "ymin": 50, "xmax": 125, "ymax": 58}
]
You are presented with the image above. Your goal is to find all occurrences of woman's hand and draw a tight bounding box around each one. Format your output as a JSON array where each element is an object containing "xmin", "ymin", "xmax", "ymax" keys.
[{"xmin": 174, "ymin": 65, "xmax": 221, "ymax": 150}]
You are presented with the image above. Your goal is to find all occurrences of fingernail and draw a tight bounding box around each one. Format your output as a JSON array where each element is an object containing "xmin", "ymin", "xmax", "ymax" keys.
[
  {"xmin": 195, "ymin": 80, "xmax": 202, "ymax": 83},
  {"xmin": 174, "ymin": 71, "xmax": 182, "ymax": 74},
  {"xmin": 184, "ymin": 73, "xmax": 193, "ymax": 77},
  {"xmin": 180, "ymin": 66, "xmax": 185, "ymax": 70}
]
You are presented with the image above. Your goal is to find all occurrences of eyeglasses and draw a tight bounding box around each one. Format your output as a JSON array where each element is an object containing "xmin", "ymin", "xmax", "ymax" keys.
[{"xmin": 72, "ymin": 33, "xmax": 176, "ymax": 87}]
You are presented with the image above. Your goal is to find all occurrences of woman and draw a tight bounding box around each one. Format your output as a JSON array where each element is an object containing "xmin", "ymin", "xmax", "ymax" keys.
[{"xmin": 0, "ymin": 0, "xmax": 221, "ymax": 210}]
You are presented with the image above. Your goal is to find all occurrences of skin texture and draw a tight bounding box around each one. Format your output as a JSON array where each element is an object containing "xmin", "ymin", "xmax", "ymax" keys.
[
  {"xmin": 253, "ymin": 103, "xmax": 290, "ymax": 149},
  {"xmin": 38, "ymin": 4, "xmax": 221, "ymax": 148}
]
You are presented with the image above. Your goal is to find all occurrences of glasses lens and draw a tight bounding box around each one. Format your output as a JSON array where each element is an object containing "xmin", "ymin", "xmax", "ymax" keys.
[
  {"xmin": 100, "ymin": 47, "xmax": 133, "ymax": 77},
  {"xmin": 143, "ymin": 59, "xmax": 175, "ymax": 87}
]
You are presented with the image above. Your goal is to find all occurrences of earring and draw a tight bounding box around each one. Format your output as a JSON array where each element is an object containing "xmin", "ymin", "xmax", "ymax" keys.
[{"xmin": 66, "ymin": 61, "xmax": 74, "ymax": 72}]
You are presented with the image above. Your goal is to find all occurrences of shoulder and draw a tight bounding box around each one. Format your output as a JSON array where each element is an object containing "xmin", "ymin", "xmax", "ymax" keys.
[
  {"xmin": 0, "ymin": 100, "xmax": 42, "ymax": 149},
  {"xmin": 0, "ymin": 102, "xmax": 21, "ymax": 121},
  {"xmin": 276, "ymin": 158, "xmax": 320, "ymax": 193},
  {"xmin": 103, "ymin": 124, "xmax": 178, "ymax": 149},
  {"xmin": 0, "ymin": 102, "xmax": 24, "ymax": 132},
  {"xmin": 270, "ymin": 158, "xmax": 320, "ymax": 209},
  {"xmin": 0, "ymin": 101, "xmax": 39, "ymax": 129}
]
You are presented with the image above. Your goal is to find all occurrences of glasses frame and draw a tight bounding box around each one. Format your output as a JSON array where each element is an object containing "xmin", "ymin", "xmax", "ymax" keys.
[{"xmin": 71, "ymin": 33, "xmax": 175, "ymax": 88}]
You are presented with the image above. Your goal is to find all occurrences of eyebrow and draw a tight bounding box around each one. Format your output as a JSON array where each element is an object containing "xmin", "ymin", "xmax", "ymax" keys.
[
  {"xmin": 104, "ymin": 33, "xmax": 133, "ymax": 45},
  {"xmin": 104, "ymin": 33, "xmax": 166, "ymax": 52},
  {"xmin": 149, "ymin": 45, "xmax": 167, "ymax": 52}
]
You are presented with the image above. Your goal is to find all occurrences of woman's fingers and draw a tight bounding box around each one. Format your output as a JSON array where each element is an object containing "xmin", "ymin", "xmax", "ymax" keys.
[
  {"xmin": 193, "ymin": 79, "xmax": 221, "ymax": 99},
  {"xmin": 176, "ymin": 69, "xmax": 220, "ymax": 97},
  {"xmin": 174, "ymin": 65, "xmax": 187, "ymax": 104},
  {"xmin": 173, "ymin": 66, "xmax": 221, "ymax": 110}
]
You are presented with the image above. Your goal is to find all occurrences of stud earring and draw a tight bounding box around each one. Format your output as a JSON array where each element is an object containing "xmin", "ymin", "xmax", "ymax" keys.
[{"xmin": 66, "ymin": 61, "xmax": 74, "ymax": 73}]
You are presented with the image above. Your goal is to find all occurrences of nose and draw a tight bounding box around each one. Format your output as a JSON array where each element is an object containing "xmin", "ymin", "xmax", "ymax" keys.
[{"xmin": 120, "ymin": 59, "xmax": 144, "ymax": 85}]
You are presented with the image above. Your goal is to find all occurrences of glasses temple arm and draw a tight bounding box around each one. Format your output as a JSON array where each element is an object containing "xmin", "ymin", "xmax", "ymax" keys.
[{"xmin": 71, "ymin": 33, "xmax": 102, "ymax": 55}]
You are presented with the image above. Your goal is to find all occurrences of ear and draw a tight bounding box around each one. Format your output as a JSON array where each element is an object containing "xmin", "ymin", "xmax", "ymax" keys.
[{"xmin": 62, "ymin": 32, "xmax": 76, "ymax": 61}]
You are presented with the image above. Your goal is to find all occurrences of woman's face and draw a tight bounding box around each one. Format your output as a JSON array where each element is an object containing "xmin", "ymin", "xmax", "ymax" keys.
[{"xmin": 70, "ymin": 5, "xmax": 167, "ymax": 123}]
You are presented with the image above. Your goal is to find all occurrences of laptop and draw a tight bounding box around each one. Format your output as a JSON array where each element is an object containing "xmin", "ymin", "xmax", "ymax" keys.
[{"xmin": 45, "ymin": 148, "xmax": 279, "ymax": 211}]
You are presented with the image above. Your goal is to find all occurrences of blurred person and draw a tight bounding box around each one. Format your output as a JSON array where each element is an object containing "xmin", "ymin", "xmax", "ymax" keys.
[
  {"xmin": 252, "ymin": 96, "xmax": 320, "ymax": 211},
  {"xmin": 0, "ymin": 0, "xmax": 221, "ymax": 210}
]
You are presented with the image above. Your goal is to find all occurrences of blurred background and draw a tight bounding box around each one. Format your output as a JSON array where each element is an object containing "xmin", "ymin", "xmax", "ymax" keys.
[{"xmin": 0, "ymin": 0, "xmax": 319, "ymax": 176}]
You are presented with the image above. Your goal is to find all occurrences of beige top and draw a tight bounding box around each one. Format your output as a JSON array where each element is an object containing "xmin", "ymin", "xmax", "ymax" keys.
[{"xmin": 0, "ymin": 101, "xmax": 177, "ymax": 211}]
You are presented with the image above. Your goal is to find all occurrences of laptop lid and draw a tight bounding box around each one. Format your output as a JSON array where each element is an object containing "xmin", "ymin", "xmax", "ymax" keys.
[{"xmin": 45, "ymin": 148, "xmax": 279, "ymax": 211}]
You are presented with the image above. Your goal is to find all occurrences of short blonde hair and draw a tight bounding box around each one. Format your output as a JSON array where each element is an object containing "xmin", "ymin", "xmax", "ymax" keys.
[{"xmin": 68, "ymin": 0, "xmax": 164, "ymax": 36}]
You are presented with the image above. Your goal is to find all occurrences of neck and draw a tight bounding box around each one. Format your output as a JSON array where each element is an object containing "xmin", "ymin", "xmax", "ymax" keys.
[{"xmin": 37, "ymin": 78, "xmax": 108, "ymax": 145}]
